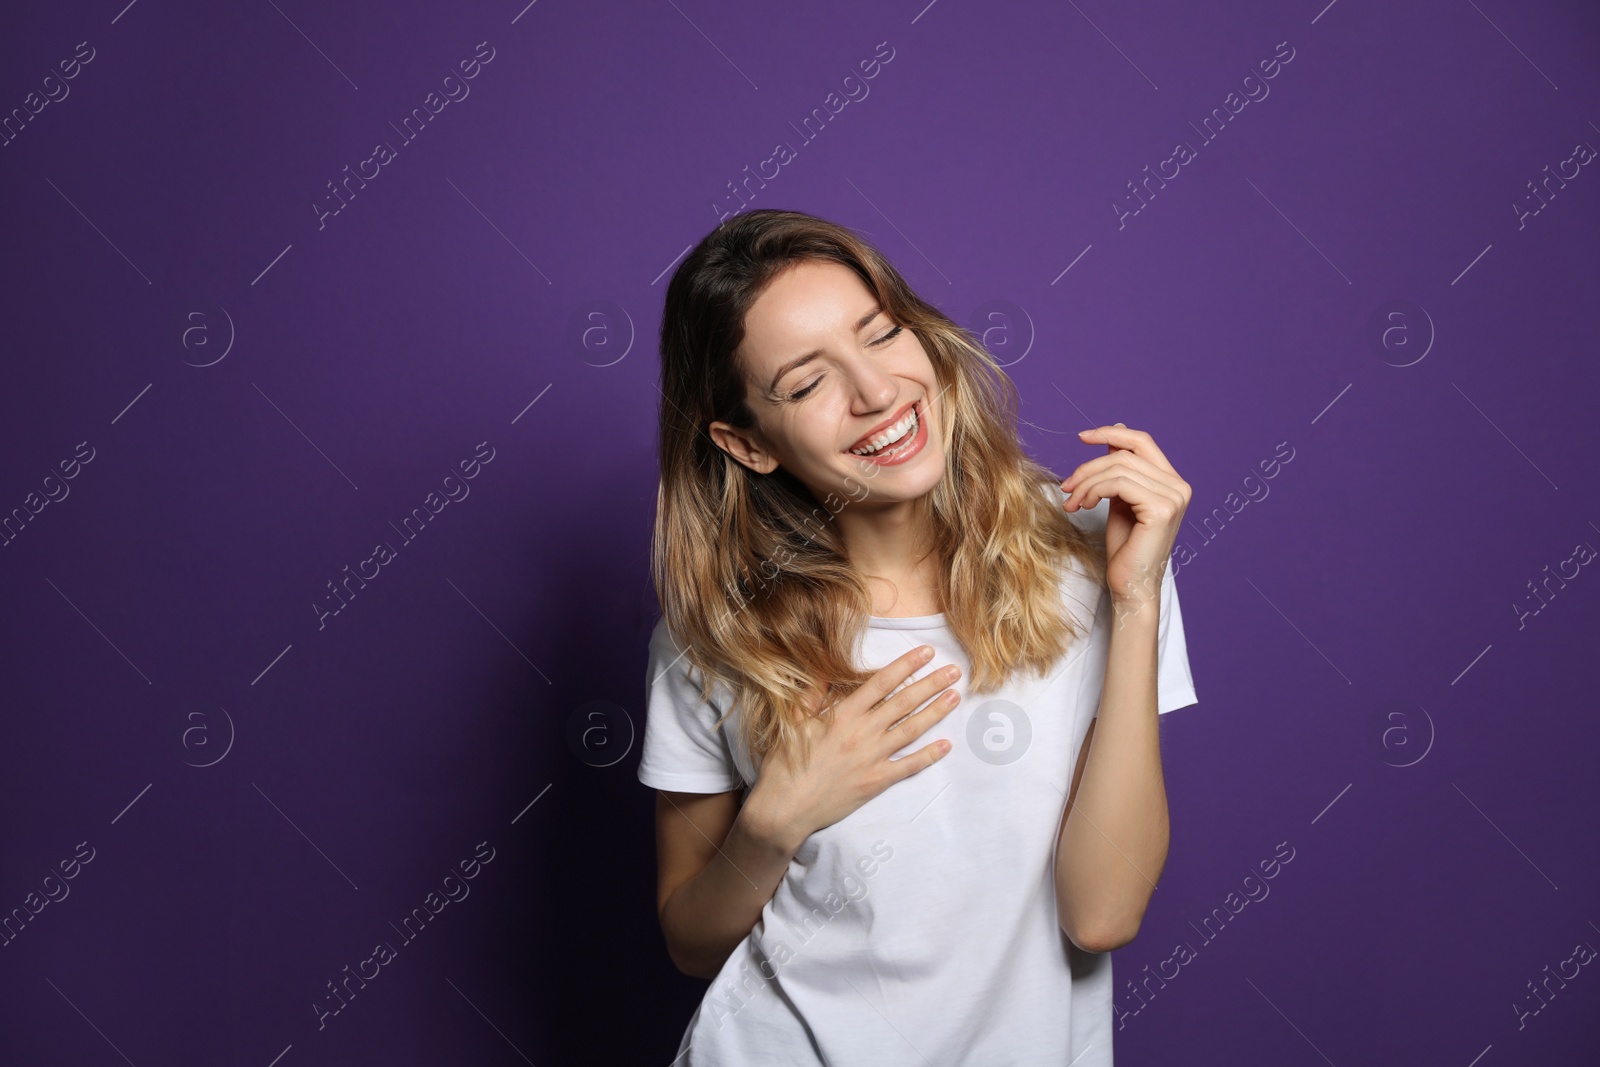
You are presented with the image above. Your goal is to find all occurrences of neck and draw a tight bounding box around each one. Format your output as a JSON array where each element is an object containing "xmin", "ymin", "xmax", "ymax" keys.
[{"xmin": 834, "ymin": 499, "xmax": 943, "ymax": 615}]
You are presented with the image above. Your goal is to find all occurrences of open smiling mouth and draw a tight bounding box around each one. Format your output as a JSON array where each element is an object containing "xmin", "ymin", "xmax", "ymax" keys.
[{"xmin": 846, "ymin": 400, "xmax": 927, "ymax": 465}]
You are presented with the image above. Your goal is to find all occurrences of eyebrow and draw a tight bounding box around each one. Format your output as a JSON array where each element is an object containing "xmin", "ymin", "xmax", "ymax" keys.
[{"xmin": 764, "ymin": 305, "xmax": 883, "ymax": 397}]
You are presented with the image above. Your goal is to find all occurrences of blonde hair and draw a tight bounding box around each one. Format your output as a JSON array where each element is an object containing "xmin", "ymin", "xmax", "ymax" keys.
[{"xmin": 652, "ymin": 208, "xmax": 1105, "ymax": 769}]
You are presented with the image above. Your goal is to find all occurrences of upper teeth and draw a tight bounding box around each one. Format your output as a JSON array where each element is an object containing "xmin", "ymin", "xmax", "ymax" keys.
[{"xmin": 851, "ymin": 406, "xmax": 918, "ymax": 455}]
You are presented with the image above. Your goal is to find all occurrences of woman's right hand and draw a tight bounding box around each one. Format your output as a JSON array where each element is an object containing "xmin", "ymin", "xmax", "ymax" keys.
[{"xmin": 743, "ymin": 645, "xmax": 962, "ymax": 851}]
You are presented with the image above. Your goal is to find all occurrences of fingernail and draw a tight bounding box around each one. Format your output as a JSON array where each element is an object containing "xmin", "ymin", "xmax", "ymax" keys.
[{"xmin": 1077, "ymin": 429, "xmax": 1094, "ymax": 436}]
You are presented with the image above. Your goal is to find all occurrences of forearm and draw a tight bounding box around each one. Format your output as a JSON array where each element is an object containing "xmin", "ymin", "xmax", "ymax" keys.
[
  {"xmin": 1054, "ymin": 600, "xmax": 1170, "ymax": 950},
  {"xmin": 661, "ymin": 794, "xmax": 803, "ymax": 979}
]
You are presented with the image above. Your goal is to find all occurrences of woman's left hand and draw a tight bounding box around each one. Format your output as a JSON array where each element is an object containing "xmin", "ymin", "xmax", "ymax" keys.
[{"xmin": 1060, "ymin": 423, "xmax": 1191, "ymax": 609}]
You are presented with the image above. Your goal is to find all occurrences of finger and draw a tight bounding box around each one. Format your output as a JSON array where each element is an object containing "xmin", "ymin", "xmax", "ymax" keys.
[
  {"xmin": 882, "ymin": 683, "xmax": 962, "ymax": 750},
  {"xmin": 1060, "ymin": 449, "xmax": 1178, "ymax": 499},
  {"xmin": 1076, "ymin": 424, "xmax": 1175, "ymax": 474},
  {"xmin": 886, "ymin": 738, "xmax": 954, "ymax": 782},
  {"xmin": 847, "ymin": 644, "xmax": 937, "ymax": 718},
  {"xmin": 1063, "ymin": 469, "xmax": 1180, "ymax": 514},
  {"xmin": 870, "ymin": 661, "xmax": 962, "ymax": 726}
]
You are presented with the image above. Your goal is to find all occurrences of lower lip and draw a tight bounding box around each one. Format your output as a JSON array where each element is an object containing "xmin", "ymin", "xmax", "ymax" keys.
[{"xmin": 848, "ymin": 403, "xmax": 928, "ymax": 466}]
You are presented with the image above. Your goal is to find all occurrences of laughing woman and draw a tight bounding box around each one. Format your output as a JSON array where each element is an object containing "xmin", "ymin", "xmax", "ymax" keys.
[{"xmin": 637, "ymin": 208, "xmax": 1198, "ymax": 1066}]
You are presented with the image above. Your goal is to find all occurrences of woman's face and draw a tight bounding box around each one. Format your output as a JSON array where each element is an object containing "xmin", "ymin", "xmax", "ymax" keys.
[{"xmin": 709, "ymin": 259, "xmax": 946, "ymax": 506}]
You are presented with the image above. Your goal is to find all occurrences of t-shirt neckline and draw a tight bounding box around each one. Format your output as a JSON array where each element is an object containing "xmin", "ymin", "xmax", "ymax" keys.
[{"xmin": 868, "ymin": 611, "xmax": 947, "ymax": 629}]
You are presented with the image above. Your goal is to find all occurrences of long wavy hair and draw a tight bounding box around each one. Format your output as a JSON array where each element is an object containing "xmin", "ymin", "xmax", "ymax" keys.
[{"xmin": 652, "ymin": 208, "xmax": 1106, "ymax": 771}]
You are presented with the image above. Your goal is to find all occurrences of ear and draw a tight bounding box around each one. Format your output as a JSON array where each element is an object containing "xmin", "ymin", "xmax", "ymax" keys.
[{"xmin": 708, "ymin": 419, "xmax": 781, "ymax": 474}]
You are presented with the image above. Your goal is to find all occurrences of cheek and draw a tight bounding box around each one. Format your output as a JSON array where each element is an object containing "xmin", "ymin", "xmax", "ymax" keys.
[{"xmin": 784, "ymin": 410, "xmax": 846, "ymax": 460}]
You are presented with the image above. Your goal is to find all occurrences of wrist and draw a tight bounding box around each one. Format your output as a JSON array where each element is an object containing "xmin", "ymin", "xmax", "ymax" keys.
[
  {"xmin": 1108, "ymin": 595, "xmax": 1160, "ymax": 632},
  {"xmin": 739, "ymin": 785, "xmax": 806, "ymax": 856}
]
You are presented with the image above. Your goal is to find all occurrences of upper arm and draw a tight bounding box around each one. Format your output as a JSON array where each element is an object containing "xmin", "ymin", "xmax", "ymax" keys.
[
  {"xmin": 655, "ymin": 787, "xmax": 743, "ymax": 922},
  {"xmin": 1054, "ymin": 717, "xmax": 1097, "ymax": 945},
  {"xmin": 1061, "ymin": 718, "xmax": 1095, "ymax": 836}
]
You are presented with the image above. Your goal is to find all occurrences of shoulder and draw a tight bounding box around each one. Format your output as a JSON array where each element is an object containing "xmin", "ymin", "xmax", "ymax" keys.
[
  {"xmin": 648, "ymin": 614, "xmax": 680, "ymax": 654},
  {"xmin": 646, "ymin": 615, "xmax": 734, "ymax": 709}
]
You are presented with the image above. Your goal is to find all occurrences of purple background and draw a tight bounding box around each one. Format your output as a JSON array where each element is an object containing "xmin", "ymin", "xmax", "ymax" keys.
[{"xmin": 3, "ymin": 0, "xmax": 1597, "ymax": 1062}]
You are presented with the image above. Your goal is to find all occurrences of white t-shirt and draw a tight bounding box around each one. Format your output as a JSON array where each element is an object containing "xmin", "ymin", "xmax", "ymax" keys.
[{"xmin": 637, "ymin": 489, "xmax": 1199, "ymax": 1066}]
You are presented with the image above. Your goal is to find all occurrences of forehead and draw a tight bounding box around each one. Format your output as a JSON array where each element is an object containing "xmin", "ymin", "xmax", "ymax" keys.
[{"xmin": 740, "ymin": 260, "xmax": 876, "ymax": 369}]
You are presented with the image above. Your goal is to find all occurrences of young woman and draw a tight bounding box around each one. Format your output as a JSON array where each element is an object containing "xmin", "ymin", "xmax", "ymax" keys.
[{"xmin": 637, "ymin": 208, "xmax": 1197, "ymax": 1065}]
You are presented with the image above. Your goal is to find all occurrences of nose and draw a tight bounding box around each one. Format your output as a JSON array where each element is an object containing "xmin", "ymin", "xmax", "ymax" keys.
[{"xmin": 844, "ymin": 352, "xmax": 900, "ymax": 414}]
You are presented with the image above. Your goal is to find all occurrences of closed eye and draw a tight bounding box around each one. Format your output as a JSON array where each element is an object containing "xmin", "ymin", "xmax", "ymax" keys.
[{"xmin": 786, "ymin": 325, "xmax": 904, "ymax": 401}]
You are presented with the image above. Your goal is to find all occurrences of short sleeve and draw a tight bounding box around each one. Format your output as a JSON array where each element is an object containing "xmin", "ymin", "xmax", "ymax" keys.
[
  {"xmin": 1152, "ymin": 564, "xmax": 1199, "ymax": 714},
  {"xmin": 636, "ymin": 617, "xmax": 745, "ymax": 792},
  {"xmin": 1055, "ymin": 485, "xmax": 1199, "ymax": 714}
]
